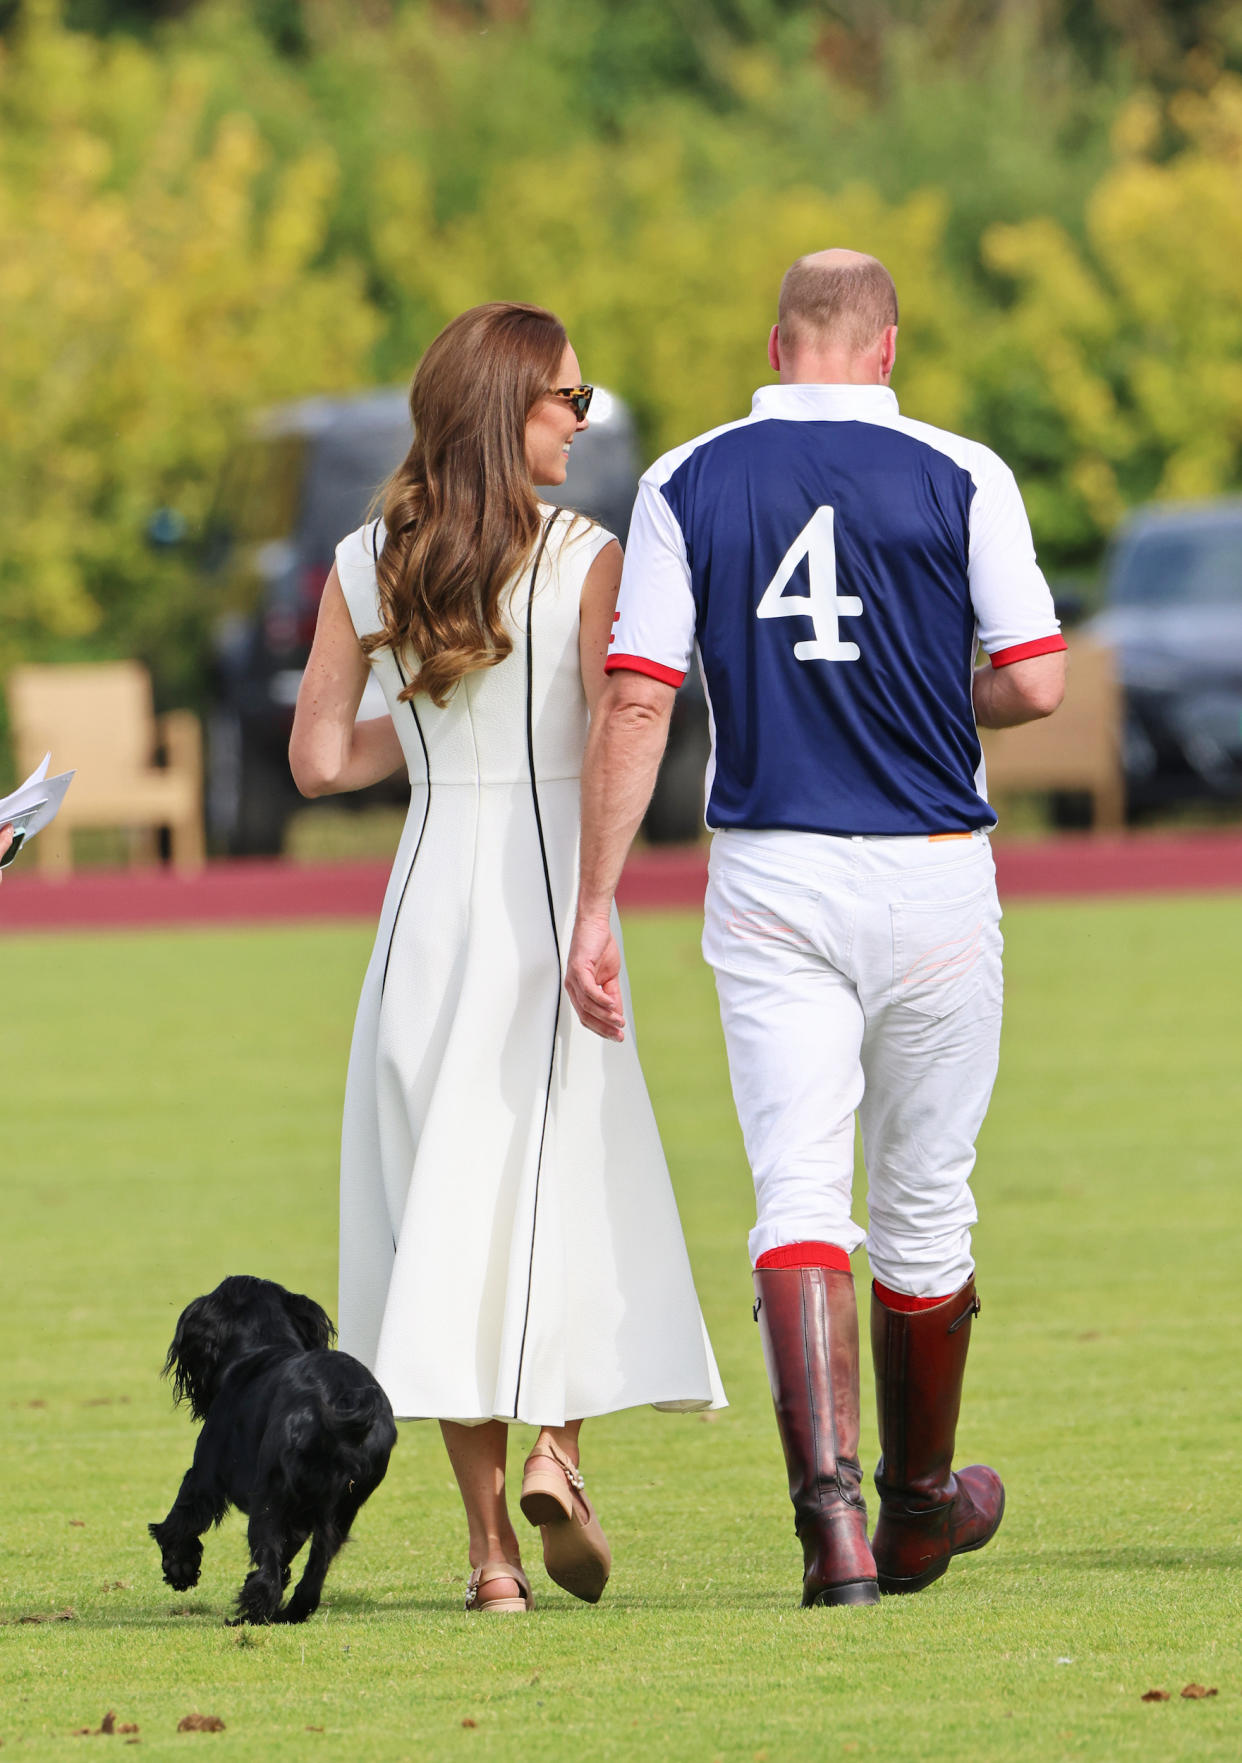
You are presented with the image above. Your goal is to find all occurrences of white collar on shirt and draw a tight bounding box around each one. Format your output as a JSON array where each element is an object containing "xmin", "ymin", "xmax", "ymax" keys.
[{"xmin": 750, "ymin": 383, "xmax": 900, "ymax": 421}]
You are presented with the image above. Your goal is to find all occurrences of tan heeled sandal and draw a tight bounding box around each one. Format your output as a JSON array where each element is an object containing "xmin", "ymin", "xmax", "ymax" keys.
[
  {"xmin": 519, "ymin": 1440, "xmax": 612, "ymax": 1604},
  {"xmin": 464, "ymin": 1560, "xmax": 533, "ymax": 1614}
]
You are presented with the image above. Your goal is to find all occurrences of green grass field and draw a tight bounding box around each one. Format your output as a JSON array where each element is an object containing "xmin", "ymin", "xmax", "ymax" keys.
[{"xmin": 2, "ymin": 897, "xmax": 1240, "ymax": 1761}]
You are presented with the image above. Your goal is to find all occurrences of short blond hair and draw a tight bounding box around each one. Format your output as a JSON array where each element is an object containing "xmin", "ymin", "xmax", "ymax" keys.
[{"xmin": 778, "ymin": 253, "xmax": 898, "ymax": 355}]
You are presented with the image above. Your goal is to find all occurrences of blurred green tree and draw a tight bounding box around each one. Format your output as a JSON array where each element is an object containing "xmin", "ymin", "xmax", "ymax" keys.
[
  {"xmin": 0, "ymin": 2, "xmax": 380, "ymax": 706},
  {"xmin": 974, "ymin": 75, "xmax": 1242, "ymax": 561},
  {"xmin": 4, "ymin": 0, "xmax": 1242, "ymax": 765}
]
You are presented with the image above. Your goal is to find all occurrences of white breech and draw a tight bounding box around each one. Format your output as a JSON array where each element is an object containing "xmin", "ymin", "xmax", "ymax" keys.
[{"xmin": 702, "ymin": 827, "xmax": 1004, "ymax": 1297}]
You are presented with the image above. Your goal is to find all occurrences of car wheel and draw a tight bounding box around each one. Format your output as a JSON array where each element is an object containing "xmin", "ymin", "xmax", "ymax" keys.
[
  {"xmin": 209, "ymin": 711, "xmax": 296, "ymax": 856},
  {"xmin": 233, "ymin": 743, "xmax": 297, "ymax": 857}
]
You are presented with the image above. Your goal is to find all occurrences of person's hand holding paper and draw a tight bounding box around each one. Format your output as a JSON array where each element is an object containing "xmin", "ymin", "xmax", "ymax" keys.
[{"xmin": 0, "ymin": 754, "xmax": 76, "ymax": 873}]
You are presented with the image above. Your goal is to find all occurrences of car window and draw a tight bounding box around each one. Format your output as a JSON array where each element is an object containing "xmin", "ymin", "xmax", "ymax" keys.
[
  {"xmin": 1116, "ymin": 527, "xmax": 1242, "ymax": 606},
  {"xmin": 299, "ymin": 424, "xmax": 413, "ymax": 563}
]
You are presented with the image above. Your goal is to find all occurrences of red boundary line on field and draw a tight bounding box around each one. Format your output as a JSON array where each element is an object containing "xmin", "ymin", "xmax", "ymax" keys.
[{"xmin": 2, "ymin": 833, "xmax": 1242, "ymax": 934}]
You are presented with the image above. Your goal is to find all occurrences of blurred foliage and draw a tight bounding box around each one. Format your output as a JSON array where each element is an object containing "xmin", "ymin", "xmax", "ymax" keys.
[
  {"xmin": 4, "ymin": 0, "xmax": 1242, "ymax": 730},
  {"xmin": 977, "ymin": 76, "xmax": 1242, "ymax": 557},
  {"xmin": 401, "ymin": 164, "xmax": 976, "ymax": 458},
  {"xmin": 0, "ymin": 0, "xmax": 380, "ymax": 704}
]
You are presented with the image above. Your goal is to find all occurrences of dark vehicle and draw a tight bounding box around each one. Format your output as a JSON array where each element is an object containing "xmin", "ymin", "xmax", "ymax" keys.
[
  {"xmin": 201, "ymin": 385, "xmax": 677, "ymax": 854},
  {"xmin": 1085, "ymin": 501, "xmax": 1242, "ymax": 814}
]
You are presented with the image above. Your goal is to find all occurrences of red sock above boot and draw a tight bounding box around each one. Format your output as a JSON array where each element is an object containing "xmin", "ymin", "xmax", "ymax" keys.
[
  {"xmin": 755, "ymin": 1242, "xmax": 851, "ymax": 1273},
  {"xmin": 873, "ymin": 1279, "xmax": 953, "ymax": 1313}
]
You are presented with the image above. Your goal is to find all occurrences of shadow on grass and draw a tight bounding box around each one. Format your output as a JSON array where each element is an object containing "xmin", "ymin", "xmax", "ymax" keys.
[
  {"xmin": 20, "ymin": 1545, "xmax": 1241, "ymax": 1634},
  {"xmin": 39, "ymin": 1586, "xmax": 827, "ymax": 1630}
]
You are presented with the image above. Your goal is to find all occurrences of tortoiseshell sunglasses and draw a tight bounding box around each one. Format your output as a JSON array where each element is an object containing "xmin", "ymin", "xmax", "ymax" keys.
[{"xmin": 549, "ymin": 384, "xmax": 594, "ymax": 420}]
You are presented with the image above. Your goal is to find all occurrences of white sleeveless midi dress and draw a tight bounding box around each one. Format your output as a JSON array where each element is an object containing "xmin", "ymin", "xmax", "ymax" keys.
[{"xmin": 334, "ymin": 510, "xmax": 725, "ymax": 1425}]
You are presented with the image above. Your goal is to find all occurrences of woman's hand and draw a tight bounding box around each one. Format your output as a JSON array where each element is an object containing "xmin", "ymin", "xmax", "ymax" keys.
[
  {"xmin": 0, "ymin": 822, "xmax": 13, "ymax": 879},
  {"xmin": 290, "ymin": 568, "xmax": 405, "ymax": 796}
]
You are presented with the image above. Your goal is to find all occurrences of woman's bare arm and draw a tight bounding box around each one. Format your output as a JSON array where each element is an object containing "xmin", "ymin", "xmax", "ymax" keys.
[
  {"xmin": 578, "ymin": 539, "xmax": 624, "ymax": 716},
  {"xmin": 289, "ymin": 567, "xmax": 406, "ymax": 797}
]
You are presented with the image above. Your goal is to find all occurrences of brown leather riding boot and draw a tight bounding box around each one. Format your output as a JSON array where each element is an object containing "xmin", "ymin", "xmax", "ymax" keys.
[
  {"xmin": 753, "ymin": 1267, "xmax": 880, "ymax": 1608},
  {"xmin": 870, "ymin": 1276, "xmax": 1005, "ymax": 1595}
]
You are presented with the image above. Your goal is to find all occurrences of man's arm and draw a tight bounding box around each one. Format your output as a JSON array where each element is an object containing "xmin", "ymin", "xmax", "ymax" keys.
[
  {"xmin": 973, "ymin": 649, "xmax": 1067, "ymax": 729},
  {"xmin": 565, "ymin": 670, "xmax": 676, "ymax": 1040}
]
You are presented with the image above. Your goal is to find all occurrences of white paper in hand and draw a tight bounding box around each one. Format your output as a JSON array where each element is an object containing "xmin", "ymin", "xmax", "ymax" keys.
[{"xmin": 0, "ymin": 753, "xmax": 76, "ymax": 867}]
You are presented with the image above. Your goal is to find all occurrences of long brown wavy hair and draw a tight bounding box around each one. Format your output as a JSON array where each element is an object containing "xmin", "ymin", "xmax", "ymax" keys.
[{"xmin": 362, "ymin": 302, "xmax": 569, "ymax": 705}]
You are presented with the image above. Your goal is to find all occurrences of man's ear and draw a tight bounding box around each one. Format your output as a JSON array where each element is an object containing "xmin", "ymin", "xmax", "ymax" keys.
[
  {"xmin": 767, "ymin": 323, "xmax": 781, "ymax": 374},
  {"xmin": 880, "ymin": 324, "xmax": 898, "ymax": 382}
]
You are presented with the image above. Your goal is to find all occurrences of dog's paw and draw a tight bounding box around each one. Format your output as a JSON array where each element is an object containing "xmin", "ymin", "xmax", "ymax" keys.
[
  {"xmin": 158, "ymin": 1543, "xmax": 203, "ymax": 1592},
  {"xmin": 233, "ymin": 1573, "xmax": 281, "ymax": 1626}
]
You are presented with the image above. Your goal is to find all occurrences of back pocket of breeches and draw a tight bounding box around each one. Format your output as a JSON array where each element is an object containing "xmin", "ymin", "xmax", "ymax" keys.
[{"xmin": 889, "ymin": 883, "xmax": 1001, "ymax": 1019}]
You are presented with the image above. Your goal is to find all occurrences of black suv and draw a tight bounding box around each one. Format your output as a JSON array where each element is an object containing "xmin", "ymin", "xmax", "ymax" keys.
[
  {"xmin": 1085, "ymin": 500, "xmax": 1242, "ymax": 813},
  {"xmin": 200, "ymin": 386, "xmax": 707, "ymax": 854}
]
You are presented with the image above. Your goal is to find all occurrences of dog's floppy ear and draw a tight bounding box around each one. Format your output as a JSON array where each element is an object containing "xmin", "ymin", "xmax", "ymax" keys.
[
  {"xmin": 162, "ymin": 1294, "xmax": 222, "ymax": 1421},
  {"xmin": 281, "ymin": 1289, "xmax": 336, "ymax": 1352}
]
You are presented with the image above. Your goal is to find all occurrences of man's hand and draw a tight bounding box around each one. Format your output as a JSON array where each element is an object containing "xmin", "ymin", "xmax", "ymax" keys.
[
  {"xmin": 0, "ymin": 823, "xmax": 13, "ymax": 880},
  {"xmin": 565, "ymin": 913, "xmax": 626, "ymax": 1041},
  {"xmin": 565, "ymin": 669, "xmax": 677, "ymax": 1039}
]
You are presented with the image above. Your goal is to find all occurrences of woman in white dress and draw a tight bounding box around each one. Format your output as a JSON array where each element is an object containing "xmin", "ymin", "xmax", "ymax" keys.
[{"xmin": 289, "ymin": 303, "xmax": 723, "ymax": 1615}]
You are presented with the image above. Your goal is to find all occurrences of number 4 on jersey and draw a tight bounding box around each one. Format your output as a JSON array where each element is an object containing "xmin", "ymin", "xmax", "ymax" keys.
[{"xmin": 757, "ymin": 505, "xmax": 862, "ymax": 662}]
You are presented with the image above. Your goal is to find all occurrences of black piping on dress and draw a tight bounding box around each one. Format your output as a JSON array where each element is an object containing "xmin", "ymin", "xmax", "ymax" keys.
[
  {"xmin": 380, "ymin": 650, "xmax": 430, "ymax": 996},
  {"xmin": 372, "ymin": 519, "xmax": 432, "ymax": 998},
  {"xmin": 511, "ymin": 510, "xmax": 562, "ymax": 1418},
  {"xmin": 370, "ymin": 525, "xmax": 430, "ymax": 1254}
]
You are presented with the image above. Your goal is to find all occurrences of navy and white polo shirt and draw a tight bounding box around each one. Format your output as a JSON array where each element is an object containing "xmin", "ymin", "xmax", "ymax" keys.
[{"xmin": 607, "ymin": 383, "xmax": 1066, "ymax": 836}]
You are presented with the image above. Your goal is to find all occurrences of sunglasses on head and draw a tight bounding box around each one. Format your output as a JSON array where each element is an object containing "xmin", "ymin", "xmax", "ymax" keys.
[{"xmin": 549, "ymin": 384, "xmax": 594, "ymax": 421}]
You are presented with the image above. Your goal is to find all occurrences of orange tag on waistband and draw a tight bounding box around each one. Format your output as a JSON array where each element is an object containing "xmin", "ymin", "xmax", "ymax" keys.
[{"xmin": 927, "ymin": 832, "xmax": 974, "ymax": 842}]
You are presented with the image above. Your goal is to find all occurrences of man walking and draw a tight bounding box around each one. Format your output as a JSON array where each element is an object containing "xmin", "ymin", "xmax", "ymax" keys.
[{"xmin": 565, "ymin": 249, "xmax": 1066, "ymax": 1607}]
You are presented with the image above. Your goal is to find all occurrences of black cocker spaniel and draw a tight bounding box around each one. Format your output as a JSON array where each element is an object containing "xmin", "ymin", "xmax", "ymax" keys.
[{"xmin": 149, "ymin": 1275, "xmax": 397, "ymax": 1624}]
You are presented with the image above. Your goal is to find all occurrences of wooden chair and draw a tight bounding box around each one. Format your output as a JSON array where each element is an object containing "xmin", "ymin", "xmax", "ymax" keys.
[
  {"xmin": 980, "ymin": 636, "xmax": 1124, "ymax": 832},
  {"xmin": 7, "ymin": 661, "xmax": 205, "ymax": 877}
]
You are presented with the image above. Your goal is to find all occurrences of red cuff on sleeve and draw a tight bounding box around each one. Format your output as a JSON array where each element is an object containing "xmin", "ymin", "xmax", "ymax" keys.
[
  {"xmin": 604, "ymin": 653, "xmax": 686, "ymax": 687},
  {"xmin": 989, "ymin": 633, "xmax": 1068, "ymax": 668}
]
